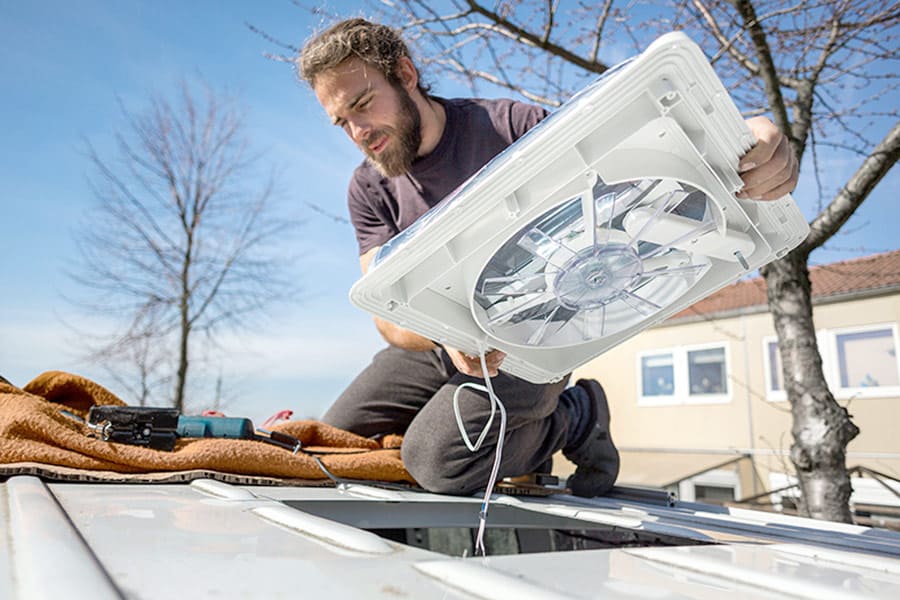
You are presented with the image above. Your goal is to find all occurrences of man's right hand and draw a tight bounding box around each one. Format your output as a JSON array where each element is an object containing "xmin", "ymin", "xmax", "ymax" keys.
[{"xmin": 443, "ymin": 346, "xmax": 506, "ymax": 378}]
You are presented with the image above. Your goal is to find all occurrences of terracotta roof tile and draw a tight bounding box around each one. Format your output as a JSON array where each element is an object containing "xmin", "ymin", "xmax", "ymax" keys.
[{"xmin": 671, "ymin": 250, "xmax": 900, "ymax": 320}]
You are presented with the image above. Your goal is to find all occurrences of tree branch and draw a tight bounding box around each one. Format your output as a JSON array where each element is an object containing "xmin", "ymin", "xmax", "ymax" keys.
[
  {"xmin": 434, "ymin": 57, "xmax": 563, "ymax": 106},
  {"xmin": 730, "ymin": 0, "xmax": 793, "ymax": 147},
  {"xmin": 803, "ymin": 120, "xmax": 900, "ymax": 252},
  {"xmin": 585, "ymin": 0, "xmax": 612, "ymax": 63},
  {"xmin": 464, "ymin": 0, "xmax": 609, "ymax": 73}
]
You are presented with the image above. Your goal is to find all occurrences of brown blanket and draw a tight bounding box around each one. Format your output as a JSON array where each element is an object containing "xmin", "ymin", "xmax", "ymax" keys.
[{"xmin": 0, "ymin": 371, "xmax": 413, "ymax": 484}]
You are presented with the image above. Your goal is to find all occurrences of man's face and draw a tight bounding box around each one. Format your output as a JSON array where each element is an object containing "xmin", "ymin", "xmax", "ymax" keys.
[{"xmin": 314, "ymin": 58, "xmax": 422, "ymax": 178}]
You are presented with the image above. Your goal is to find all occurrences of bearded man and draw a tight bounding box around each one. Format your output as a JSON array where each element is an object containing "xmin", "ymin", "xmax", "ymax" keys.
[{"xmin": 297, "ymin": 18, "xmax": 798, "ymax": 496}]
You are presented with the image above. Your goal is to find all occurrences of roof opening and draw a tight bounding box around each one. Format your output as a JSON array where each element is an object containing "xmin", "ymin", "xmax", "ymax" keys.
[{"xmin": 284, "ymin": 499, "xmax": 711, "ymax": 557}]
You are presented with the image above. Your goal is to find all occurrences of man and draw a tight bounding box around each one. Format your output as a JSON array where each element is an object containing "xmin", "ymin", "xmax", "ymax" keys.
[{"xmin": 297, "ymin": 19, "xmax": 798, "ymax": 496}]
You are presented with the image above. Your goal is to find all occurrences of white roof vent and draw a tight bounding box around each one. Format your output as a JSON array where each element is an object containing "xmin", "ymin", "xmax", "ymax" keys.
[{"xmin": 350, "ymin": 32, "xmax": 809, "ymax": 383}]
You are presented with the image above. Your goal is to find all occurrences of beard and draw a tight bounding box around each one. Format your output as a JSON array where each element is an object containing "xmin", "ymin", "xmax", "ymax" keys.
[{"xmin": 362, "ymin": 85, "xmax": 422, "ymax": 178}]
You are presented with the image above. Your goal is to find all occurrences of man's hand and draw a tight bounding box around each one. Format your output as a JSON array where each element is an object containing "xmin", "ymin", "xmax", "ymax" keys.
[
  {"xmin": 737, "ymin": 116, "xmax": 799, "ymax": 201},
  {"xmin": 444, "ymin": 346, "xmax": 506, "ymax": 377}
]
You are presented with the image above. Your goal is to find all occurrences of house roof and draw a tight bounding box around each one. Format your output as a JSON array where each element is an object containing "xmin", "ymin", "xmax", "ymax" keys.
[{"xmin": 671, "ymin": 249, "xmax": 900, "ymax": 321}]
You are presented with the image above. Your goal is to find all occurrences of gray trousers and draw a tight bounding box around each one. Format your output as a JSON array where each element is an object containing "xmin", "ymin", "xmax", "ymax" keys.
[{"xmin": 322, "ymin": 345, "xmax": 572, "ymax": 494}]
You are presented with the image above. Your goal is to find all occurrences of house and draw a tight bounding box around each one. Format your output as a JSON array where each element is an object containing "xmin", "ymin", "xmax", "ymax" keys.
[{"xmin": 566, "ymin": 249, "xmax": 900, "ymax": 524}]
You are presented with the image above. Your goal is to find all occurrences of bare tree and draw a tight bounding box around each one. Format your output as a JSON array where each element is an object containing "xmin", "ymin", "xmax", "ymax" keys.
[
  {"xmin": 364, "ymin": 0, "xmax": 899, "ymax": 522},
  {"xmin": 103, "ymin": 329, "xmax": 171, "ymax": 407},
  {"xmin": 71, "ymin": 82, "xmax": 298, "ymax": 412}
]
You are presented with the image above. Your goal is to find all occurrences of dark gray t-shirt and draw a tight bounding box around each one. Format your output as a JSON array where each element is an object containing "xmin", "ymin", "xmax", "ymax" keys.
[{"xmin": 347, "ymin": 97, "xmax": 548, "ymax": 255}]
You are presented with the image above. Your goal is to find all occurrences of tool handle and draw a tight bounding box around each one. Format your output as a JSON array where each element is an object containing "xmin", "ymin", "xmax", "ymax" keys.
[{"xmin": 176, "ymin": 416, "xmax": 255, "ymax": 439}]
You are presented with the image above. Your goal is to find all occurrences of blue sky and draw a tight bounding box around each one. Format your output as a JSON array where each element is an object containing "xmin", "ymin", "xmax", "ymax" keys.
[
  {"xmin": 1, "ymin": 1, "xmax": 897, "ymax": 423},
  {"xmin": 0, "ymin": 0, "xmax": 386, "ymax": 421}
]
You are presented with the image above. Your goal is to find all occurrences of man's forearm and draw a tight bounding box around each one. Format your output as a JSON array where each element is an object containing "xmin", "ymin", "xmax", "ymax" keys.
[{"xmin": 374, "ymin": 316, "xmax": 437, "ymax": 351}]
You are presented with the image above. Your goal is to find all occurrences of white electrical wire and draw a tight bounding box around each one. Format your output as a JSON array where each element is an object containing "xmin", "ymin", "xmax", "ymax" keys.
[{"xmin": 451, "ymin": 349, "xmax": 507, "ymax": 557}]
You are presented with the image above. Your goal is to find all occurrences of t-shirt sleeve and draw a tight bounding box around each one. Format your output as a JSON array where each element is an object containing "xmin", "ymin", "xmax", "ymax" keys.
[
  {"xmin": 508, "ymin": 101, "xmax": 550, "ymax": 140},
  {"xmin": 347, "ymin": 170, "xmax": 396, "ymax": 256}
]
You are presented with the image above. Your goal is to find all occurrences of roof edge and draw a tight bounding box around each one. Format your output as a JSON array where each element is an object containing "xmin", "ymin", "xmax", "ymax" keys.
[{"xmin": 660, "ymin": 282, "xmax": 900, "ymax": 327}]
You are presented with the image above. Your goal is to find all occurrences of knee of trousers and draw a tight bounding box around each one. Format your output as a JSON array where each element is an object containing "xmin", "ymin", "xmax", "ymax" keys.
[{"xmin": 400, "ymin": 428, "xmax": 488, "ymax": 495}]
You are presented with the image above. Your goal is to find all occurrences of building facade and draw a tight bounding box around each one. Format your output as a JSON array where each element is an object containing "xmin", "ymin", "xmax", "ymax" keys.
[{"xmin": 562, "ymin": 250, "xmax": 900, "ymax": 523}]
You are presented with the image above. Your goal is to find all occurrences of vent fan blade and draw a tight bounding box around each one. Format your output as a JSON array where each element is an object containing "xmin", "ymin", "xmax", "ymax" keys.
[{"xmin": 474, "ymin": 177, "xmax": 720, "ymax": 348}]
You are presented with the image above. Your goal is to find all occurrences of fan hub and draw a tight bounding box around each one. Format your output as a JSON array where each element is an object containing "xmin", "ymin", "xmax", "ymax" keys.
[
  {"xmin": 585, "ymin": 270, "xmax": 609, "ymax": 286},
  {"xmin": 553, "ymin": 243, "xmax": 642, "ymax": 310}
]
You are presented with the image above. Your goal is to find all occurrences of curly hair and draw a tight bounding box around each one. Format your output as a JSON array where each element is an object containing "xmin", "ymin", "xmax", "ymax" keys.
[{"xmin": 297, "ymin": 18, "xmax": 429, "ymax": 94}]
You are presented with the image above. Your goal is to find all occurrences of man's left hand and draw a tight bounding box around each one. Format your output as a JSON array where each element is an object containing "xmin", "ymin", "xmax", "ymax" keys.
[
  {"xmin": 737, "ymin": 116, "xmax": 799, "ymax": 201},
  {"xmin": 444, "ymin": 347, "xmax": 506, "ymax": 378}
]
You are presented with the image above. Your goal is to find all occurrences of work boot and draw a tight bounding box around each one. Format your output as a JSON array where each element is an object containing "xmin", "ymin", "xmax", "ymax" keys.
[{"xmin": 562, "ymin": 379, "xmax": 620, "ymax": 497}]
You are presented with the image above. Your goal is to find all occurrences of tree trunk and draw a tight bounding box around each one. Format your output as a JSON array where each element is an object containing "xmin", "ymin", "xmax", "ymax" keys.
[
  {"xmin": 175, "ymin": 245, "xmax": 192, "ymax": 412},
  {"xmin": 762, "ymin": 252, "xmax": 859, "ymax": 522},
  {"xmin": 174, "ymin": 314, "xmax": 189, "ymax": 413}
]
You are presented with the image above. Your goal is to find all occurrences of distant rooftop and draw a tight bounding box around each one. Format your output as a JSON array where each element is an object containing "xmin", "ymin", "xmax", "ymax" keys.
[{"xmin": 670, "ymin": 249, "xmax": 900, "ymax": 321}]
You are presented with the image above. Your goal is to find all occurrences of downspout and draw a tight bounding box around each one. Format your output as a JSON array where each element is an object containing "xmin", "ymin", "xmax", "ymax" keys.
[{"xmin": 742, "ymin": 313, "xmax": 759, "ymax": 497}]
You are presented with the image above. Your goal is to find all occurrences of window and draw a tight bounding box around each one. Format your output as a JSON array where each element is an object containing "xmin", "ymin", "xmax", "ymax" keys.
[
  {"xmin": 830, "ymin": 324, "xmax": 900, "ymax": 398},
  {"xmin": 766, "ymin": 341, "xmax": 783, "ymax": 391},
  {"xmin": 688, "ymin": 347, "xmax": 727, "ymax": 395},
  {"xmin": 693, "ymin": 484, "xmax": 736, "ymax": 504},
  {"xmin": 836, "ymin": 328, "xmax": 899, "ymax": 389},
  {"xmin": 641, "ymin": 353, "xmax": 674, "ymax": 396},
  {"xmin": 638, "ymin": 344, "xmax": 730, "ymax": 405},
  {"xmin": 678, "ymin": 468, "xmax": 741, "ymax": 503},
  {"xmin": 763, "ymin": 324, "xmax": 900, "ymax": 401},
  {"xmin": 762, "ymin": 337, "xmax": 786, "ymax": 401}
]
